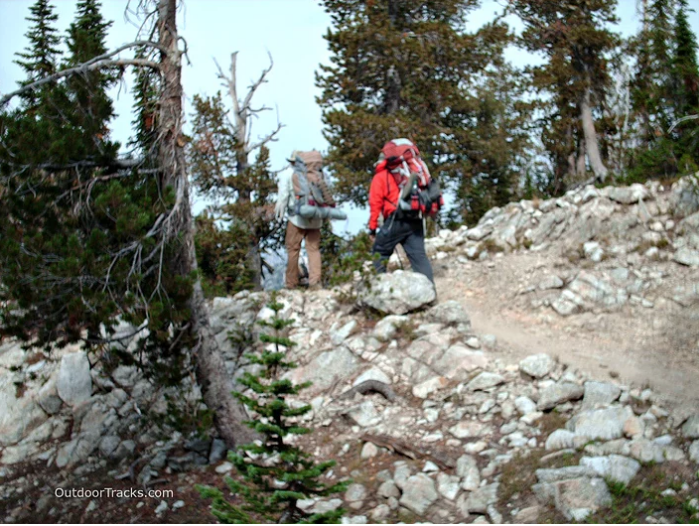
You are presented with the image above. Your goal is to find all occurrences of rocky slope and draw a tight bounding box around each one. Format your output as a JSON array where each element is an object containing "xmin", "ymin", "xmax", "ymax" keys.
[{"xmin": 1, "ymin": 176, "xmax": 699, "ymax": 523}]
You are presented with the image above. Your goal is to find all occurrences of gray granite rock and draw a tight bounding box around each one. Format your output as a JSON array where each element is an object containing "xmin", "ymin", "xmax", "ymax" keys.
[
  {"xmin": 580, "ymin": 455, "xmax": 641, "ymax": 484},
  {"xmin": 399, "ymin": 473, "xmax": 438, "ymax": 515},
  {"xmin": 582, "ymin": 381, "xmax": 621, "ymax": 410},
  {"xmin": 537, "ymin": 382, "xmax": 584, "ymax": 411},
  {"xmin": 359, "ymin": 271, "xmax": 436, "ymax": 315},
  {"xmin": 466, "ymin": 372, "xmax": 505, "ymax": 391},
  {"xmin": 456, "ymin": 454, "xmax": 481, "ymax": 491},
  {"xmin": 569, "ymin": 406, "xmax": 635, "ymax": 441},
  {"xmin": 682, "ymin": 414, "xmax": 699, "ymax": 438},
  {"xmin": 56, "ymin": 351, "xmax": 92, "ymax": 406},
  {"xmin": 534, "ymin": 477, "xmax": 612, "ymax": 522},
  {"xmin": 373, "ymin": 315, "xmax": 409, "ymax": 341},
  {"xmin": 428, "ymin": 301, "xmax": 471, "ymax": 328},
  {"xmin": 520, "ymin": 354, "xmax": 555, "ymax": 379}
]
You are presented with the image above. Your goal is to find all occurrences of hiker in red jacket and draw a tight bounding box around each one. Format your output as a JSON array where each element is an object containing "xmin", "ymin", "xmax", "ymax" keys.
[{"xmin": 368, "ymin": 139, "xmax": 442, "ymax": 283}]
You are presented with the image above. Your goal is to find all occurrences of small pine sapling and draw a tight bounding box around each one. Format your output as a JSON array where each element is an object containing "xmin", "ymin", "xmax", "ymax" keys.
[{"xmin": 198, "ymin": 293, "xmax": 347, "ymax": 524}]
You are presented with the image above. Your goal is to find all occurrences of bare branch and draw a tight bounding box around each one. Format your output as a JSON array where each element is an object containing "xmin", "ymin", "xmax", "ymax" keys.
[
  {"xmin": 246, "ymin": 121, "xmax": 284, "ymax": 154},
  {"xmin": 668, "ymin": 114, "xmax": 699, "ymax": 133},
  {"xmin": 1, "ymin": 41, "xmax": 164, "ymax": 105},
  {"xmin": 241, "ymin": 51, "xmax": 273, "ymax": 115}
]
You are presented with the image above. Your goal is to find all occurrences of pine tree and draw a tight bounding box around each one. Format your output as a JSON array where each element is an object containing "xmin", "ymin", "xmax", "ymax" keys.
[
  {"xmin": 316, "ymin": 0, "xmax": 516, "ymax": 217},
  {"xmin": 631, "ymin": 0, "xmax": 675, "ymax": 141},
  {"xmin": 452, "ymin": 64, "xmax": 533, "ymax": 223},
  {"xmin": 513, "ymin": 0, "xmax": 620, "ymax": 186},
  {"xmin": 14, "ymin": 0, "xmax": 61, "ymax": 91},
  {"xmin": 1, "ymin": 0, "xmax": 255, "ymax": 448},
  {"xmin": 671, "ymin": 0, "xmax": 699, "ymax": 173},
  {"xmin": 198, "ymin": 294, "xmax": 347, "ymax": 524},
  {"xmin": 65, "ymin": 0, "xmax": 119, "ymax": 162}
]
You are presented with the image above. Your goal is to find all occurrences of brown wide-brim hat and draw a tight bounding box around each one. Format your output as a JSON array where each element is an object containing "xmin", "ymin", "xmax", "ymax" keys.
[{"xmin": 288, "ymin": 150, "xmax": 323, "ymax": 166}]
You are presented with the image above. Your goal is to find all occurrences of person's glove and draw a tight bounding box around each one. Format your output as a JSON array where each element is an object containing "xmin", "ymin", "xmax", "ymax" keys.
[{"xmin": 369, "ymin": 229, "xmax": 377, "ymax": 237}]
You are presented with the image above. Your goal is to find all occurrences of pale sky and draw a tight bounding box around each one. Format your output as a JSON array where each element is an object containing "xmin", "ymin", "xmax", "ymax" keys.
[{"xmin": 1, "ymin": 0, "xmax": 698, "ymax": 233}]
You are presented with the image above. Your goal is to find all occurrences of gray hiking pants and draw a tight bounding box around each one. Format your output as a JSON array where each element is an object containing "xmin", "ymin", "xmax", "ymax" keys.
[{"xmin": 372, "ymin": 214, "xmax": 434, "ymax": 283}]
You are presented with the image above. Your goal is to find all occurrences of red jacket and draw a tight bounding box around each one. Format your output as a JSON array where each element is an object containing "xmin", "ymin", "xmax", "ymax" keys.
[{"xmin": 368, "ymin": 166, "xmax": 401, "ymax": 231}]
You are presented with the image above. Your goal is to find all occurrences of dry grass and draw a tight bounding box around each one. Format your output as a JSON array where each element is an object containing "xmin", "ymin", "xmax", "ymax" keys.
[
  {"xmin": 478, "ymin": 238, "xmax": 506, "ymax": 254},
  {"xmin": 537, "ymin": 411, "xmax": 569, "ymax": 437},
  {"xmin": 498, "ymin": 449, "xmax": 548, "ymax": 504}
]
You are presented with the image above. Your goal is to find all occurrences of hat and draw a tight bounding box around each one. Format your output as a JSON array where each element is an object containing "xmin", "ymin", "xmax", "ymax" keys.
[{"xmin": 287, "ymin": 150, "xmax": 301, "ymax": 163}]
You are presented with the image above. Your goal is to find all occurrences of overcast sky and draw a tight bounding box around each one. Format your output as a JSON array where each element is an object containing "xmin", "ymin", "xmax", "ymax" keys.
[{"xmin": 1, "ymin": 0, "xmax": 698, "ymax": 233}]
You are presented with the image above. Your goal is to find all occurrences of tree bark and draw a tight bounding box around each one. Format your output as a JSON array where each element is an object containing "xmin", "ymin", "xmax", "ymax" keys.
[
  {"xmin": 156, "ymin": 0, "xmax": 255, "ymax": 448},
  {"xmin": 580, "ymin": 82, "xmax": 609, "ymax": 182},
  {"xmin": 576, "ymin": 140, "xmax": 587, "ymax": 177}
]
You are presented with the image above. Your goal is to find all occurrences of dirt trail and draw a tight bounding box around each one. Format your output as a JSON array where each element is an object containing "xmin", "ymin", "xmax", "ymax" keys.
[{"xmin": 434, "ymin": 254, "xmax": 699, "ymax": 411}]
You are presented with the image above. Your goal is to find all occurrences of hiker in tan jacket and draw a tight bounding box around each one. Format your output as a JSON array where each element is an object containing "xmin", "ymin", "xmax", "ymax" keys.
[{"xmin": 275, "ymin": 151, "xmax": 324, "ymax": 289}]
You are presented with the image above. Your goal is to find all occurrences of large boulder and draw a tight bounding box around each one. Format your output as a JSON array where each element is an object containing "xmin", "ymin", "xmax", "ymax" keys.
[
  {"xmin": 534, "ymin": 477, "xmax": 612, "ymax": 522},
  {"xmin": 432, "ymin": 345, "xmax": 488, "ymax": 381},
  {"xmin": 289, "ymin": 346, "xmax": 359, "ymax": 392},
  {"xmin": 358, "ymin": 271, "xmax": 436, "ymax": 315},
  {"xmin": 579, "ymin": 455, "xmax": 641, "ymax": 484},
  {"xmin": 605, "ymin": 184, "xmax": 648, "ymax": 205},
  {"xmin": 537, "ymin": 382, "xmax": 584, "ymax": 411},
  {"xmin": 581, "ymin": 381, "xmax": 621, "ymax": 410},
  {"xmin": 567, "ymin": 406, "xmax": 635, "ymax": 441},
  {"xmin": 0, "ymin": 375, "xmax": 48, "ymax": 446},
  {"xmin": 399, "ymin": 473, "xmax": 438, "ymax": 515},
  {"xmin": 56, "ymin": 351, "xmax": 93, "ymax": 406},
  {"xmin": 682, "ymin": 414, "xmax": 699, "ymax": 439}
]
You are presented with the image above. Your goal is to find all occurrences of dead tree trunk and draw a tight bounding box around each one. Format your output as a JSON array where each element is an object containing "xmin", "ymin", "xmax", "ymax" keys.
[
  {"xmin": 217, "ymin": 51, "xmax": 281, "ymax": 291},
  {"xmin": 156, "ymin": 0, "xmax": 255, "ymax": 448},
  {"xmin": 580, "ymin": 81, "xmax": 609, "ymax": 182}
]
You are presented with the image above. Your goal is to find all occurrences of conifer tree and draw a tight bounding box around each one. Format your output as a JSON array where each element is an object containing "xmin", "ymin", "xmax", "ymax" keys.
[
  {"xmin": 1, "ymin": 0, "xmax": 255, "ymax": 448},
  {"xmin": 670, "ymin": 0, "xmax": 699, "ymax": 172},
  {"xmin": 513, "ymin": 0, "xmax": 620, "ymax": 185},
  {"xmin": 198, "ymin": 294, "xmax": 347, "ymax": 524},
  {"xmin": 317, "ymin": 0, "xmax": 517, "ymax": 218},
  {"xmin": 630, "ymin": 0, "xmax": 675, "ymax": 142},
  {"xmin": 14, "ymin": 0, "xmax": 61, "ymax": 94},
  {"xmin": 65, "ymin": 0, "xmax": 119, "ymax": 162},
  {"xmin": 628, "ymin": 0, "xmax": 699, "ymax": 179},
  {"xmin": 452, "ymin": 64, "xmax": 533, "ymax": 223}
]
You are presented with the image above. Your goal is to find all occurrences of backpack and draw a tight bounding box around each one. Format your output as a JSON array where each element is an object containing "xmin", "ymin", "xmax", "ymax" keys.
[
  {"xmin": 377, "ymin": 138, "xmax": 444, "ymax": 219},
  {"xmin": 289, "ymin": 150, "xmax": 346, "ymax": 220}
]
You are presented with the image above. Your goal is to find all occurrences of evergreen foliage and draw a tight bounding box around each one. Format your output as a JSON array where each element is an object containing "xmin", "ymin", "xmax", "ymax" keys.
[
  {"xmin": 0, "ymin": 1, "xmax": 193, "ymax": 384},
  {"xmin": 671, "ymin": 0, "xmax": 699, "ymax": 173},
  {"xmin": 512, "ymin": 0, "xmax": 620, "ymax": 191},
  {"xmin": 188, "ymin": 93, "xmax": 284, "ymax": 294},
  {"xmin": 14, "ymin": 0, "xmax": 61, "ymax": 92},
  {"xmin": 319, "ymin": 224, "xmax": 378, "ymax": 289},
  {"xmin": 316, "ymin": 0, "xmax": 527, "ymax": 223},
  {"xmin": 65, "ymin": 0, "xmax": 119, "ymax": 163},
  {"xmin": 628, "ymin": 0, "xmax": 699, "ymax": 180},
  {"xmin": 198, "ymin": 294, "xmax": 347, "ymax": 524}
]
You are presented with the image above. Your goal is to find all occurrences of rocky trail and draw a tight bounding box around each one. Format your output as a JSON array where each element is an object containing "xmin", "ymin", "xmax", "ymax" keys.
[
  {"xmin": 435, "ymin": 252, "xmax": 699, "ymax": 410},
  {"xmin": 2, "ymin": 176, "xmax": 699, "ymax": 524}
]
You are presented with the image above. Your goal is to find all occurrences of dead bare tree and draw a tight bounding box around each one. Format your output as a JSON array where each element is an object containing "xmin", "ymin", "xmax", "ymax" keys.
[
  {"xmin": 210, "ymin": 51, "xmax": 283, "ymax": 289},
  {"xmin": 153, "ymin": 0, "xmax": 255, "ymax": 447}
]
